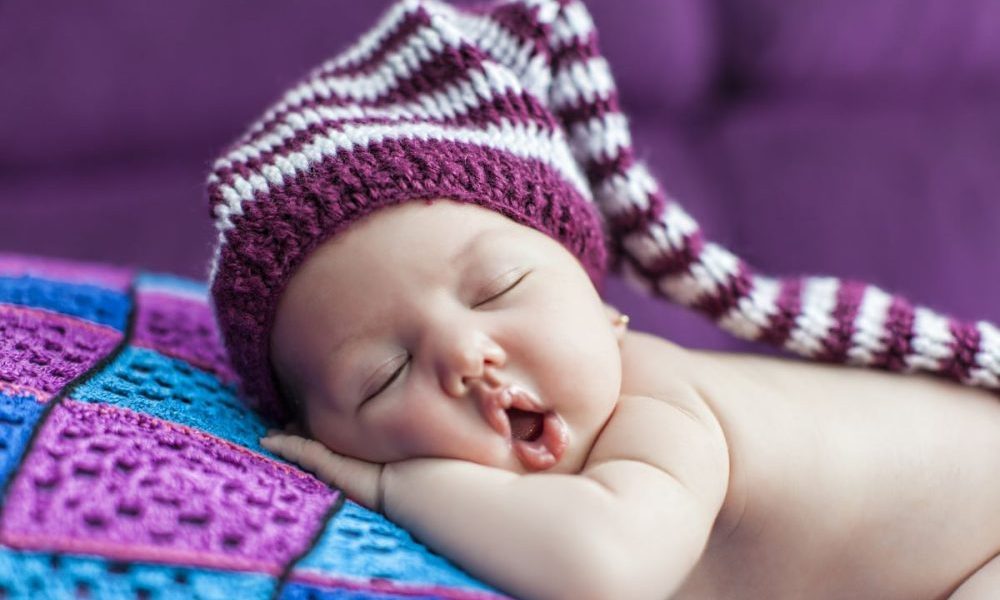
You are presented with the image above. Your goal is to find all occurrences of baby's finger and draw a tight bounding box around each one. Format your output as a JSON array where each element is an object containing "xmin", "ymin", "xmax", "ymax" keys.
[
  {"xmin": 262, "ymin": 434, "xmax": 330, "ymax": 475},
  {"xmin": 261, "ymin": 434, "xmax": 382, "ymax": 511}
]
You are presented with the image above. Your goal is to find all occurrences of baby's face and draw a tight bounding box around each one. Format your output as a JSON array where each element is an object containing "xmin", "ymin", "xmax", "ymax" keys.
[{"xmin": 270, "ymin": 199, "xmax": 623, "ymax": 474}]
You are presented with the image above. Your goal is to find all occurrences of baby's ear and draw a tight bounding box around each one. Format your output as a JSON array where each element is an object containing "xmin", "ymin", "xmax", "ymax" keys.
[
  {"xmin": 603, "ymin": 302, "xmax": 623, "ymax": 325},
  {"xmin": 603, "ymin": 302, "xmax": 629, "ymax": 343},
  {"xmin": 603, "ymin": 302, "xmax": 618, "ymax": 319}
]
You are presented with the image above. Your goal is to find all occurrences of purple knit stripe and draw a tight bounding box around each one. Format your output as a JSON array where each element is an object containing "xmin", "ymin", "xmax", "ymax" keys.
[
  {"xmin": 574, "ymin": 158, "xmax": 660, "ymax": 233},
  {"xmin": 318, "ymin": 0, "xmax": 536, "ymax": 80},
  {"xmin": 210, "ymin": 90, "xmax": 560, "ymax": 198},
  {"xmin": 480, "ymin": 0, "xmax": 548, "ymax": 57},
  {"xmin": 554, "ymin": 92, "xmax": 634, "ymax": 191},
  {"xmin": 636, "ymin": 227, "xmax": 705, "ymax": 281},
  {"xmin": 584, "ymin": 144, "xmax": 635, "ymax": 187},
  {"xmin": 596, "ymin": 184, "xmax": 670, "ymax": 246},
  {"xmin": 0, "ymin": 254, "xmax": 132, "ymax": 292},
  {"xmin": 213, "ymin": 137, "xmax": 605, "ymax": 422},
  {"xmin": 290, "ymin": 570, "xmax": 510, "ymax": 600},
  {"xmin": 460, "ymin": 0, "xmax": 604, "ymax": 98},
  {"xmin": 815, "ymin": 280, "xmax": 867, "ymax": 363},
  {"xmin": 872, "ymin": 295, "xmax": 916, "ymax": 372},
  {"xmin": 1, "ymin": 399, "xmax": 337, "ymax": 572},
  {"xmin": 562, "ymin": 92, "xmax": 672, "ymax": 233},
  {"xmin": 555, "ymin": 92, "xmax": 622, "ymax": 130},
  {"xmin": 0, "ymin": 304, "xmax": 122, "ymax": 401},
  {"xmin": 476, "ymin": 0, "xmax": 593, "ymax": 78},
  {"xmin": 237, "ymin": 38, "xmax": 497, "ymax": 155},
  {"xmin": 319, "ymin": 4, "xmax": 433, "ymax": 78},
  {"xmin": 318, "ymin": 1, "xmax": 539, "ymax": 81},
  {"xmin": 132, "ymin": 291, "xmax": 239, "ymax": 385},
  {"xmin": 757, "ymin": 277, "xmax": 805, "ymax": 348},
  {"xmin": 943, "ymin": 319, "xmax": 982, "ymax": 383},
  {"xmin": 549, "ymin": 29, "xmax": 601, "ymax": 75},
  {"xmin": 470, "ymin": 0, "xmax": 621, "ymax": 140},
  {"xmin": 692, "ymin": 260, "xmax": 754, "ymax": 320}
]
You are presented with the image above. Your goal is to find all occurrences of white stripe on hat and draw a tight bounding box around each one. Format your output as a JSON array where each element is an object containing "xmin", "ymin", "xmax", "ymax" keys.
[
  {"xmin": 657, "ymin": 242, "xmax": 740, "ymax": 308},
  {"xmin": 214, "ymin": 61, "xmax": 524, "ymax": 175},
  {"xmin": 549, "ymin": 56, "xmax": 616, "ymax": 112},
  {"xmin": 904, "ymin": 306, "xmax": 956, "ymax": 372},
  {"xmin": 784, "ymin": 277, "xmax": 840, "ymax": 358},
  {"xmin": 718, "ymin": 275, "xmax": 782, "ymax": 340},
  {"xmin": 846, "ymin": 285, "xmax": 894, "ymax": 365}
]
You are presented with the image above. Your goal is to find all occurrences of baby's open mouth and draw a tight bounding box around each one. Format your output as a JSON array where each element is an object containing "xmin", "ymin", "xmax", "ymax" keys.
[
  {"xmin": 507, "ymin": 407, "xmax": 544, "ymax": 442},
  {"xmin": 479, "ymin": 385, "xmax": 568, "ymax": 471}
]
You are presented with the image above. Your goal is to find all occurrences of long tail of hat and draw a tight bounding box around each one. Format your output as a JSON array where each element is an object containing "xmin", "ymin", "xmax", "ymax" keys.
[{"xmin": 461, "ymin": 0, "xmax": 1000, "ymax": 391}]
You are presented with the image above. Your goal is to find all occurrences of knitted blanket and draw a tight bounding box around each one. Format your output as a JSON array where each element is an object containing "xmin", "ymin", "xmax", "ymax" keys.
[{"xmin": 0, "ymin": 253, "xmax": 507, "ymax": 600}]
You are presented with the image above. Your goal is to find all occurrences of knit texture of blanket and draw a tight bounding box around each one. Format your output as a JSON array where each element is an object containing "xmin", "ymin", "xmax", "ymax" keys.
[{"xmin": 0, "ymin": 253, "xmax": 508, "ymax": 600}]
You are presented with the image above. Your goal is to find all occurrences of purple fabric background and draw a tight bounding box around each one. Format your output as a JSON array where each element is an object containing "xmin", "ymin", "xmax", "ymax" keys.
[{"xmin": 2, "ymin": 0, "xmax": 997, "ymax": 353}]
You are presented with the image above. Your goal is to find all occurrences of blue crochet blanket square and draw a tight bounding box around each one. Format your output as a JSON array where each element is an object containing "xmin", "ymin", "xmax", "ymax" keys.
[{"xmin": 0, "ymin": 253, "xmax": 507, "ymax": 600}]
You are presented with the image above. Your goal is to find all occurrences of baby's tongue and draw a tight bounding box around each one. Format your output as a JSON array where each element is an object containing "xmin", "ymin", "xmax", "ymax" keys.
[{"xmin": 507, "ymin": 408, "xmax": 543, "ymax": 442}]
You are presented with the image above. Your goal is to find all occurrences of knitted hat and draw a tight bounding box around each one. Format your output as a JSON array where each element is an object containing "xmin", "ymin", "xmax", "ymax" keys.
[{"xmin": 208, "ymin": 0, "xmax": 999, "ymax": 424}]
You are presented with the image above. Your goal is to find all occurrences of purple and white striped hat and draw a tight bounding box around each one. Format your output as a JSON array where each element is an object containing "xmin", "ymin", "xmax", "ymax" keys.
[{"xmin": 208, "ymin": 0, "xmax": 999, "ymax": 423}]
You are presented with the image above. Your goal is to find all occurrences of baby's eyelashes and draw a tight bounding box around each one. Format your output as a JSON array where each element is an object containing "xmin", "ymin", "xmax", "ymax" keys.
[
  {"xmin": 362, "ymin": 355, "xmax": 409, "ymax": 404},
  {"xmin": 474, "ymin": 269, "xmax": 529, "ymax": 308}
]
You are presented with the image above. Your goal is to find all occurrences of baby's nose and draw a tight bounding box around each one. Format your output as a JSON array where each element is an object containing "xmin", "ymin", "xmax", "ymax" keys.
[{"xmin": 462, "ymin": 367, "xmax": 503, "ymax": 397}]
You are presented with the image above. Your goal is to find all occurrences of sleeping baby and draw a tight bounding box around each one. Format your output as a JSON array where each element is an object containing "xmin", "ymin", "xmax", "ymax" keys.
[
  {"xmin": 204, "ymin": 0, "xmax": 1000, "ymax": 598},
  {"xmin": 260, "ymin": 198, "xmax": 1000, "ymax": 600}
]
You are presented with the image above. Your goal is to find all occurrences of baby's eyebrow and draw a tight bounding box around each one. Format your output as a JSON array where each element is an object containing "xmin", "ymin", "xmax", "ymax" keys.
[
  {"xmin": 447, "ymin": 227, "xmax": 506, "ymax": 268},
  {"xmin": 325, "ymin": 325, "xmax": 378, "ymax": 392},
  {"xmin": 329, "ymin": 328, "xmax": 368, "ymax": 362}
]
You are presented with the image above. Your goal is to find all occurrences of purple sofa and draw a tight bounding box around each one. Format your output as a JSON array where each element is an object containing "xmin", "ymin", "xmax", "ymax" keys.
[{"xmin": 2, "ymin": 0, "xmax": 998, "ymax": 352}]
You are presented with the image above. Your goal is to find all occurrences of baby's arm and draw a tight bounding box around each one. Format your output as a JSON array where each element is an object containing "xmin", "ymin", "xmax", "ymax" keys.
[{"xmin": 263, "ymin": 389, "xmax": 729, "ymax": 600}]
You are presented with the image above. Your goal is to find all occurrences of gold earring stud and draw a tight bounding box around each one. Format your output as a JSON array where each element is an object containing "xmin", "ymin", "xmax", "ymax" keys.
[{"xmin": 615, "ymin": 314, "xmax": 630, "ymax": 328}]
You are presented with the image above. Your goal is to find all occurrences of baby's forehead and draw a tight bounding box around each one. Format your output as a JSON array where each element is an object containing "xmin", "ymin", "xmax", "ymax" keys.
[
  {"xmin": 277, "ymin": 200, "xmax": 585, "ymax": 327},
  {"xmin": 320, "ymin": 208, "xmax": 557, "ymax": 268}
]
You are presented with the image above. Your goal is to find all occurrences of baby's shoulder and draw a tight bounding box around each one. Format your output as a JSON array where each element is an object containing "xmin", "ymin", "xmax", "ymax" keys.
[
  {"xmin": 619, "ymin": 329, "xmax": 706, "ymax": 402},
  {"xmin": 587, "ymin": 332, "xmax": 729, "ymax": 506},
  {"xmin": 584, "ymin": 392, "xmax": 730, "ymax": 524}
]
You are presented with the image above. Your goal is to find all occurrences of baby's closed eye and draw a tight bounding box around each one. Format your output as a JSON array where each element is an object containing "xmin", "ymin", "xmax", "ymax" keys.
[
  {"xmin": 359, "ymin": 269, "xmax": 531, "ymax": 404},
  {"xmin": 473, "ymin": 268, "xmax": 529, "ymax": 308}
]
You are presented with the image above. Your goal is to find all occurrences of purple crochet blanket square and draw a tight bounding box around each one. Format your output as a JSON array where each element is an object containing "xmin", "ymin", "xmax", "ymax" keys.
[
  {"xmin": 132, "ymin": 289, "xmax": 239, "ymax": 386},
  {"xmin": 0, "ymin": 399, "xmax": 338, "ymax": 574},
  {"xmin": 0, "ymin": 305, "xmax": 122, "ymax": 402}
]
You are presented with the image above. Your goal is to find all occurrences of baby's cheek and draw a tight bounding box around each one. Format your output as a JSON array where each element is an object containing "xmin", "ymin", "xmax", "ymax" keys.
[
  {"xmin": 303, "ymin": 409, "xmax": 353, "ymax": 455},
  {"xmin": 298, "ymin": 398, "xmax": 382, "ymax": 462},
  {"xmin": 542, "ymin": 327, "xmax": 620, "ymax": 390},
  {"xmin": 379, "ymin": 402, "xmax": 503, "ymax": 464},
  {"xmin": 377, "ymin": 403, "xmax": 452, "ymax": 456}
]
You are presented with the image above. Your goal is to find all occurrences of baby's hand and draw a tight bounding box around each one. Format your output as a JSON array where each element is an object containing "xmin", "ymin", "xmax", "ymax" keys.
[{"xmin": 260, "ymin": 431, "xmax": 385, "ymax": 513}]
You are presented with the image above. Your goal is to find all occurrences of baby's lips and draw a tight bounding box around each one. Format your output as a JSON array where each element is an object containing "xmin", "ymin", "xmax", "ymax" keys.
[
  {"xmin": 513, "ymin": 411, "xmax": 568, "ymax": 471},
  {"xmin": 480, "ymin": 389, "xmax": 511, "ymax": 439},
  {"xmin": 505, "ymin": 384, "xmax": 544, "ymax": 412},
  {"xmin": 475, "ymin": 383, "xmax": 569, "ymax": 471},
  {"xmin": 477, "ymin": 383, "xmax": 543, "ymax": 441}
]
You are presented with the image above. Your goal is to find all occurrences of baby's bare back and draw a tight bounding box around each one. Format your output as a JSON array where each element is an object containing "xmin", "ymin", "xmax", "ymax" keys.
[{"xmin": 619, "ymin": 331, "xmax": 1000, "ymax": 599}]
